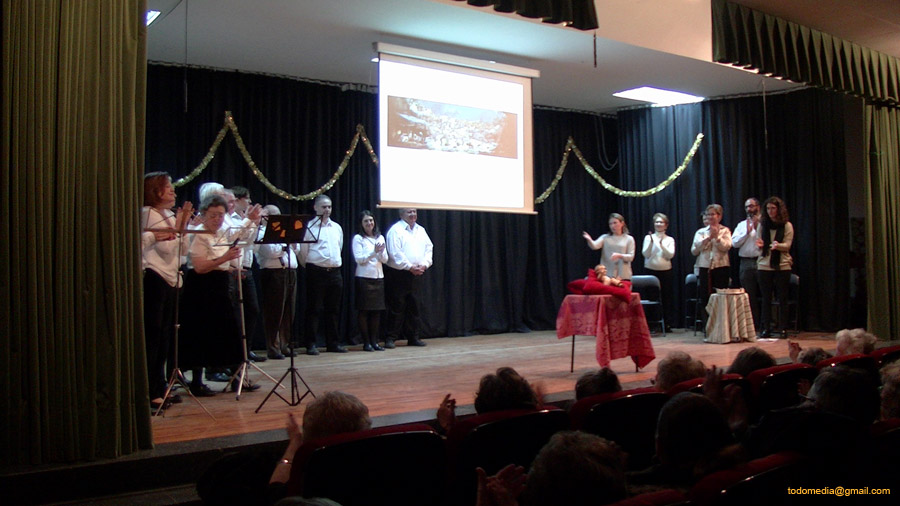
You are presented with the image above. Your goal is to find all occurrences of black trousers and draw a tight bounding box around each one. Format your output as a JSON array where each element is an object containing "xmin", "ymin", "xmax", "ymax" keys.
[
  {"xmin": 698, "ymin": 266, "xmax": 730, "ymax": 322},
  {"xmin": 384, "ymin": 267, "xmax": 424, "ymax": 341},
  {"xmin": 260, "ymin": 268, "xmax": 298, "ymax": 354},
  {"xmin": 304, "ymin": 265, "xmax": 343, "ymax": 349},
  {"xmin": 144, "ymin": 270, "xmax": 176, "ymax": 400},
  {"xmin": 759, "ymin": 269, "xmax": 791, "ymax": 332}
]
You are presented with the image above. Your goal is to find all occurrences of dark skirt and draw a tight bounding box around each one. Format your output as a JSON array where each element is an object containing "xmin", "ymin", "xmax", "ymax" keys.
[
  {"xmin": 355, "ymin": 276, "xmax": 386, "ymax": 311},
  {"xmin": 179, "ymin": 269, "xmax": 244, "ymax": 368}
]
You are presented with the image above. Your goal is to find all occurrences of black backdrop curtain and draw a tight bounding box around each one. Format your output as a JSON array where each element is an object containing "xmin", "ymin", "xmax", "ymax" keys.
[
  {"xmin": 145, "ymin": 64, "xmax": 620, "ymax": 340},
  {"xmin": 618, "ymin": 88, "xmax": 855, "ymax": 332}
]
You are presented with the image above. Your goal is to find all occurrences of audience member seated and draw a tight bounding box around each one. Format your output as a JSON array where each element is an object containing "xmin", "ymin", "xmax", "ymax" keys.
[
  {"xmin": 835, "ymin": 328, "xmax": 877, "ymax": 356},
  {"xmin": 726, "ymin": 346, "xmax": 776, "ymax": 377},
  {"xmin": 741, "ymin": 366, "xmax": 879, "ymax": 473},
  {"xmin": 437, "ymin": 367, "xmax": 541, "ymax": 433},
  {"xmin": 268, "ymin": 392, "xmax": 372, "ymax": 496},
  {"xmin": 881, "ymin": 361, "xmax": 900, "ymax": 420},
  {"xmin": 787, "ymin": 340, "xmax": 832, "ymax": 366},
  {"xmin": 627, "ymin": 392, "xmax": 741, "ymax": 495},
  {"xmin": 575, "ymin": 367, "xmax": 623, "ymax": 400},
  {"xmin": 654, "ymin": 351, "xmax": 706, "ymax": 392},
  {"xmin": 476, "ymin": 431, "xmax": 628, "ymax": 506},
  {"xmin": 567, "ymin": 264, "xmax": 632, "ymax": 302}
]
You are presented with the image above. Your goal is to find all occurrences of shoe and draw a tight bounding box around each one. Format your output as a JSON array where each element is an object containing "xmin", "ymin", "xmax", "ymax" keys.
[
  {"xmin": 759, "ymin": 330, "xmax": 771, "ymax": 339},
  {"xmin": 230, "ymin": 379, "xmax": 261, "ymax": 392},
  {"xmin": 372, "ymin": 343, "xmax": 384, "ymax": 351},
  {"xmin": 166, "ymin": 393, "xmax": 183, "ymax": 404},
  {"xmin": 281, "ymin": 348, "xmax": 298, "ymax": 357},
  {"xmin": 248, "ymin": 351, "xmax": 267, "ymax": 362},
  {"xmin": 363, "ymin": 343, "xmax": 374, "ymax": 352},
  {"xmin": 306, "ymin": 346, "xmax": 320, "ymax": 356},
  {"xmin": 150, "ymin": 399, "xmax": 172, "ymax": 411},
  {"xmin": 206, "ymin": 372, "xmax": 231, "ymax": 383},
  {"xmin": 384, "ymin": 338, "xmax": 395, "ymax": 349},
  {"xmin": 326, "ymin": 346, "xmax": 348, "ymax": 353},
  {"xmin": 407, "ymin": 338, "xmax": 427, "ymax": 347},
  {"xmin": 190, "ymin": 383, "xmax": 216, "ymax": 397},
  {"xmin": 268, "ymin": 351, "xmax": 285, "ymax": 360}
]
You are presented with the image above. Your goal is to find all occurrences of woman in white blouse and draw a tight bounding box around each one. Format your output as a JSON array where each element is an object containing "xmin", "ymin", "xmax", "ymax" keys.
[
  {"xmin": 180, "ymin": 194, "xmax": 251, "ymax": 396},
  {"xmin": 141, "ymin": 172, "xmax": 192, "ymax": 411},
  {"xmin": 691, "ymin": 204, "xmax": 732, "ymax": 324},
  {"xmin": 352, "ymin": 211, "xmax": 389, "ymax": 351},
  {"xmin": 582, "ymin": 213, "xmax": 636, "ymax": 281},
  {"xmin": 642, "ymin": 213, "xmax": 676, "ymax": 330}
]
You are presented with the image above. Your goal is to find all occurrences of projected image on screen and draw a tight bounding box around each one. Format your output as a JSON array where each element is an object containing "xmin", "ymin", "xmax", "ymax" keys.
[
  {"xmin": 387, "ymin": 96, "xmax": 517, "ymax": 159},
  {"xmin": 377, "ymin": 46, "xmax": 537, "ymax": 214}
]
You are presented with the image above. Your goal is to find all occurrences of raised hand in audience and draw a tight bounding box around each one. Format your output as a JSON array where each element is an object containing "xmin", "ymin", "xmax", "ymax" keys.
[
  {"xmin": 437, "ymin": 393, "xmax": 457, "ymax": 432},
  {"xmin": 269, "ymin": 412, "xmax": 303, "ymax": 485},
  {"xmin": 475, "ymin": 464, "xmax": 526, "ymax": 506},
  {"xmin": 703, "ymin": 366, "xmax": 749, "ymax": 435},
  {"xmin": 787, "ymin": 340, "xmax": 802, "ymax": 363}
]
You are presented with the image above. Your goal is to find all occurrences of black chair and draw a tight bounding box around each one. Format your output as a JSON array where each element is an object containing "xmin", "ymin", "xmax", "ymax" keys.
[
  {"xmin": 632, "ymin": 274, "xmax": 665, "ymax": 336},
  {"xmin": 287, "ymin": 423, "xmax": 447, "ymax": 506},
  {"xmin": 684, "ymin": 273, "xmax": 703, "ymax": 334}
]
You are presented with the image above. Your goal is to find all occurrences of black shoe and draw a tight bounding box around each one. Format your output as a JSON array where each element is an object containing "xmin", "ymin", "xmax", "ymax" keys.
[
  {"xmin": 150, "ymin": 399, "xmax": 172, "ymax": 412},
  {"xmin": 248, "ymin": 351, "xmax": 267, "ymax": 362},
  {"xmin": 190, "ymin": 383, "xmax": 216, "ymax": 397},
  {"xmin": 281, "ymin": 348, "xmax": 298, "ymax": 357},
  {"xmin": 268, "ymin": 351, "xmax": 285, "ymax": 360},
  {"xmin": 206, "ymin": 372, "xmax": 231, "ymax": 383},
  {"xmin": 167, "ymin": 393, "xmax": 183, "ymax": 404},
  {"xmin": 363, "ymin": 343, "xmax": 374, "ymax": 352},
  {"xmin": 372, "ymin": 343, "xmax": 384, "ymax": 351},
  {"xmin": 759, "ymin": 329, "xmax": 771, "ymax": 339},
  {"xmin": 326, "ymin": 345, "xmax": 348, "ymax": 353},
  {"xmin": 306, "ymin": 346, "xmax": 320, "ymax": 356},
  {"xmin": 384, "ymin": 338, "xmax": 395, "ymax": 349},
  {"xmin": 407, "ymin": 338, "xmax": 427, "ymax": 347}
]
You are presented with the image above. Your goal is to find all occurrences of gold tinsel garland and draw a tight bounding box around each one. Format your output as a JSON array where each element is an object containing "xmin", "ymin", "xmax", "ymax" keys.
[
  {"xmin": 174, "ymin": 111, "xmax": 701, "ymax": 204},
  {"xmin": 535, "ymin": 133, "xmax": 704, "ymax": 203},
  {"xmin": 173, "ymin": 112, "xmax": 380, "ymax": 201}
]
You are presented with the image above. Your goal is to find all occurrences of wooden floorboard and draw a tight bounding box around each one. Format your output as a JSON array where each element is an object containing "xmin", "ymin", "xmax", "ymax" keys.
[{"xmin": 151, "ymin": 328, "xmax": 849, "ymax": 445}]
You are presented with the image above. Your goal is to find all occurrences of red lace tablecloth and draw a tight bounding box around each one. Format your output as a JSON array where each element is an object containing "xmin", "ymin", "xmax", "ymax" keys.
[{"xmin": 556, "ymin": 294, "xmax": 656, "ymax": 369}]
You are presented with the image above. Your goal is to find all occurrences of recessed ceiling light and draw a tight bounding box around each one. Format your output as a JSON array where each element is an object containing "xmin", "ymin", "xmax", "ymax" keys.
[
  {"xmin": 146, "ymin": 10, "xmax": 161, "ymax": 26},
  {"xmin": 613, "ymin": 86, "xmax": 704, "ymax": 107}
]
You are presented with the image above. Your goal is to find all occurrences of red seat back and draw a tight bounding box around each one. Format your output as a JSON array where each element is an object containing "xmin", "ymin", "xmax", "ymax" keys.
[
  {"xmin": 689, "ymin": 451, "xmax": 807, "ymax": 506},
  {"xmin": 746, "ymin": 363, "xmax": 818, "ymax": 416},
  {"xmin": 870, "ymin": 344, "xmax": 900, "ymax": 367}
]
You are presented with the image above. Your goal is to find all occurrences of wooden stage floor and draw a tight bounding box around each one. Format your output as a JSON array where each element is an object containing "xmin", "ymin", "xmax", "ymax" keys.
[{"xmin": 151, "ymin": 328, "xmax": 844, "ymax": 446}]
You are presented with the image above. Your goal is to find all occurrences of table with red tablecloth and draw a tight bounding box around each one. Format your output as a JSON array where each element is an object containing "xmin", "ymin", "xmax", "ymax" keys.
[{"xmin": 556, "ymin": 294, "xmax": 656, "ymax": 370}]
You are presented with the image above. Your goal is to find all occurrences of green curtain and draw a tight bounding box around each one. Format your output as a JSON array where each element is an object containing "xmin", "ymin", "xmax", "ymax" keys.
[
  {"xmin": 711, "ymin": 0, "xmax": 900, "ymax": 106},
  {"xmin": 1, "ymin": 0, "xmax": 151, "ymax": 465},
  {"xmin": 865, "ymin": 104, "xmax": 900, "ymax": 341}
]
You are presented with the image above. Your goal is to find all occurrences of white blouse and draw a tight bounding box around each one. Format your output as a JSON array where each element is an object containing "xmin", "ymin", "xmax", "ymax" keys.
[{"xmin": 352, "ymin": 234, "xmax": 388, "ymax": 279}]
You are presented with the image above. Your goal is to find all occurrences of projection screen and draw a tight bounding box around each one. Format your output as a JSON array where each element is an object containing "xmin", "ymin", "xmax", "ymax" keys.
[{"xmin": 376, "ymin": 43, "xmax": 538, "ymax": 214}]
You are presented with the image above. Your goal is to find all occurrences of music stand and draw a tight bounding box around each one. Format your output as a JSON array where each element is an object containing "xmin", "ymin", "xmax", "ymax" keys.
[
  {"xmin": 256, "ymin": 214, "xmax": 319, "ymax": 412},
  {"xmin": 145, "ymin": 211, "xmax": 217, "ymax": 420}
]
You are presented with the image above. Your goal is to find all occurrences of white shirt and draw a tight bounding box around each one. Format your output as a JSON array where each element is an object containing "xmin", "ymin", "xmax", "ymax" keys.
[
  {"xmin": 232, "ymin": 211, "xmax": 260, "ymax": 268},
  {"xmin": 141, "ymin": 206, "xmax": 190, "ymax": 287},
  {"xmin": 732, "ymin": 216, "xmax": 762, "ymax": 258},
  {"xmin": 386, "ymin": 220, "xmax": 433, "ymax": 271},
  {"xmin": 589, "ymin": 233, "xmax": 635, "ymax": 280},
  {"xmin": 641, "ymin": 233, "xmax": 675, "ymax": 271},
  {"xmin": 352, "ymin": 234, "xmax": 389, "ymax": 279},
  {"xmin": 255, "ymin": 226, "xmax": 300, "ymax": 269},
  {"xmin": 691, "ymin": 225, "xmax": 732, "ymax": 269},
  {"xmin": 189, "ymin": 222, "xmax": 243, "ymax": 272},
  {"xmin": 298, "ymin": 218, "xmax": 343, "ymax": 268}
]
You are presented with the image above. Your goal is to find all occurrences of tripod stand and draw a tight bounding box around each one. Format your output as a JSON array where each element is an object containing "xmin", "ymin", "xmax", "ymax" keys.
[
  {"xmin": 145, "ymin": 208, "xmax": 216, "ymax": 419},
  {"xmin": 228, "ymin": 256, "xmax": 282, "ymax": 400},
  {"xmin": 255, "ymin": 213, "xmax": 318, "ymax": 412}
]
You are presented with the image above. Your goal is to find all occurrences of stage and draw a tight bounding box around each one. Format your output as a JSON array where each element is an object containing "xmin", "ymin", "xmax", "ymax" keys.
[{"xmin": 152, "ymin": 328, "xmax": 840, "ymax": 445}]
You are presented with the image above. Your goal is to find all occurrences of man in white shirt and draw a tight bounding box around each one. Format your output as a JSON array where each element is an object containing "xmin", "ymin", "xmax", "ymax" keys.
[
  {"xmin": 731, "ymin": 198, "xmax": 761, "ymax": 330},
  {"xmin": 298, "ymin": 195, "xmax": 345, "ymax": 355},
  {"xmin": 257, "ymin": 205, "xmax": 301, "ymax": 359},
  {"xmin": 384, "ymin": 208, "xmax": 433, "ymax": 348}
]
